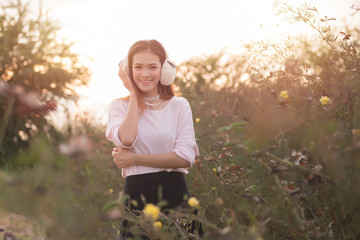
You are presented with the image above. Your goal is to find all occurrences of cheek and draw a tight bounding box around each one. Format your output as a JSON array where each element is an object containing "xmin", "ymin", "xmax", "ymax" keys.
[
  {"xmin": 132, "ymin": 71, "xmax": 141, "ymax": 80},
  {"xmin": 153, "ymin": 69, "xmax": 161, "ymax": 79}
]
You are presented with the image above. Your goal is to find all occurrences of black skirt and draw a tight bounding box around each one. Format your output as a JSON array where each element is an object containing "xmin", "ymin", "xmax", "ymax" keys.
[
  {"xmin": 120, "ymin": 171, "xmax": 203, "ymax": 239},
  {"xmin": 124, "ymin": 171, "xmax": 190, "ymax": 211}
]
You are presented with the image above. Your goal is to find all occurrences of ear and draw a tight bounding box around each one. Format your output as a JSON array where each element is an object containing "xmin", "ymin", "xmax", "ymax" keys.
[{"xmin": 160, "ymin": 60, "xmax": 176, "ymax": 86}]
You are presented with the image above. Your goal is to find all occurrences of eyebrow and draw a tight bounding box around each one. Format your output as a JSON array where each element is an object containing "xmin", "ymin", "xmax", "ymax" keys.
[{"xmin": 133, "ymin": 62, "xmax": 159, "ymax": 65}]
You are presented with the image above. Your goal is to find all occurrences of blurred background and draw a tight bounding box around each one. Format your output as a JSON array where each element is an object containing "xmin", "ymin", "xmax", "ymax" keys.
[
  {"xmin": 1, "ymin": 0, "xmax": 360, "ymax": 239},
  {"xmin": 29, "ymin": 0, "xmax": 360, "ymax": 126}
]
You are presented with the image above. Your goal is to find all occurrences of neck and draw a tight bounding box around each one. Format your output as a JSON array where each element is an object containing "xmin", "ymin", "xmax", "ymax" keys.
[
  {"xmin": 144, "ymin": 94, "xmax": 159, "ymax": 100},
  {"xmin": 144, "ymin": 94, "xmax": 160, "ymax": 109}
]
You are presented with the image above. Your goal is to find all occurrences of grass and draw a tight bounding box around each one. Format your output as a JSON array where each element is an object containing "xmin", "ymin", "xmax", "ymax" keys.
[
  {"xmin": 1, "ymin": 5, "xmax": 360, "ymax": 237},
  {"xmin": 0, "ymin": 209, "xmax": 46, "ymax": 240}
]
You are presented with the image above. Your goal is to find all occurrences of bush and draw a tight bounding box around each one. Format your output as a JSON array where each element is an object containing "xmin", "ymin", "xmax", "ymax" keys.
[{"xmin": 1, "ymin": 1, "xmax": 360, "ymax": 239}]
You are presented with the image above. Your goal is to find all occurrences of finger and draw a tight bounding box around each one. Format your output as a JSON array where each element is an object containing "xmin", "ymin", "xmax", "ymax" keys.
[{"xmin": 114, "ymin": 161, "xmax": 122, "ymax": 168}]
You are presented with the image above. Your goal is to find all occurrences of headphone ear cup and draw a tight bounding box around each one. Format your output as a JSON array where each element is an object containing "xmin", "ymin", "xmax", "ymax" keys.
[
  {"xmin": 160, "ymin": 60, "xmax": 176, "ymax": 86},
  {"xmin": 122, "ymin": 57, "xmax": 129, "ymax": 75}
]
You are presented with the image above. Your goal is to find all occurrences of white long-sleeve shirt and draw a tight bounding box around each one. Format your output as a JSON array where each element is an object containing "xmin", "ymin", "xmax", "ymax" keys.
[{"xmin": 106, "ymin": 96, "xmax": 199, "ymax": 178}]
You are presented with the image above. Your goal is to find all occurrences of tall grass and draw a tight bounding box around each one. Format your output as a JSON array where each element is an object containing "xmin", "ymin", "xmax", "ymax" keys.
[{"xmin": 1, "ymin": 2, "xmax": 360, "ymax": 239}]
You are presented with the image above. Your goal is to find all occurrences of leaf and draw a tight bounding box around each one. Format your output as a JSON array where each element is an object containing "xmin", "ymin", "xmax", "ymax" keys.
[
  {"xmin": 231, "ymin": 121, "xmax": 247, "ymax": 131},
  {"xmin": 343, "ymin": 34, "xmax": 351, "ymax": 40},
  {"xmin": 217, "ymin": 126, "xmax": 231, "ymax": 132},
  {"xmin": 102, "ymin": 202, "xmax": 118, "ymax": 211},
  {"xmin": 284, "ymin": 185, "xmax": 301, "ymax": 194}
]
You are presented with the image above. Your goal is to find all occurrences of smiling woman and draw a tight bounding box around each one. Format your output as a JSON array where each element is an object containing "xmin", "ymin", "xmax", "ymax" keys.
[{"xmin": 106, "ymin": 39, "xmax": 202, "ymax": 238}]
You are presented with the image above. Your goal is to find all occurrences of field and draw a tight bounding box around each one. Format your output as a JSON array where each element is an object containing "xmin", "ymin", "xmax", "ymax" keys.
[{"xmin": 1, "ymin": 2, "xmax": 360, "ymax": 239}]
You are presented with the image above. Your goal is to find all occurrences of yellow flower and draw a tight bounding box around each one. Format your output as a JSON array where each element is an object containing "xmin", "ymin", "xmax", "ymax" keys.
[
  {"xmin": 319, "ymin": 96, "xmax": 331, "ymax": 105},
  {"xmin": 153, "ymin": 221, "xmax": 162, "ymax": 229},
  {"xmin": 109, "ymin": 189, "xmax": 114, "ymax": 193},
  {"xmin": 213, "ymin": 168, "xmax": 217, "ymax": 173},
  {"xmin": 195, "ymin": 117, "xmax": 201, "ymax": 123},
  {"xmin": 143, "ymin": 204, "xmax": 160, "ymax": 220},
  {"xmin": 309, "ymin": 141, "xmax": 315, "ymax": 149},
  {"xmin": 188, "ymin": 197, "xmax": 199, "ymax": 208},
  {"xmin": 279, "ymin": 91, "xmax": 289, "ymax": 101}
]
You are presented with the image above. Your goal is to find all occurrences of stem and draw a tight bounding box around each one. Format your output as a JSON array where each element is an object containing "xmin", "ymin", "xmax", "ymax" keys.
[
  {"xmin": 0, "ymin": 97, "xmax": 15, "ymax": 149},
  {"xmin": 265, "ymin": 152, "xmax": 337, "ymax": 183},
  {"xmin": 307, "ymin": 20, "xmax": 338, "ymax": 53},
  {"xmin": 257, "ymin": 157, "xmax": 310, "ymax": 240},
  {"xmin": 160, "ymin": 213, "xmax": 189, "ymax": 239},
  {"xmin": 273, "ymin": 176, "xmax": 310, "ymax": 240}
]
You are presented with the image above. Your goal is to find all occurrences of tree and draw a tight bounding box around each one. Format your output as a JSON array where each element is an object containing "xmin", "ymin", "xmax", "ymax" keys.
[{"xmin": 0, "ymin": 0, "xmax": 90, "ymax": 166}]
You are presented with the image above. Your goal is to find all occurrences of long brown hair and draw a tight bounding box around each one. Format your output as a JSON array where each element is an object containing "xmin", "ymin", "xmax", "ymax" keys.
[{"xmin": 127, "ymin": 39, "xmax": 174, "ymax": 110}]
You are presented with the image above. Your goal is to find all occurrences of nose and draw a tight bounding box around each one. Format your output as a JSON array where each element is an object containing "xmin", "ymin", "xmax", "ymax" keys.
[{"xmin": 141, "ymin": 69, "xmax": 151, "ymax": 77}]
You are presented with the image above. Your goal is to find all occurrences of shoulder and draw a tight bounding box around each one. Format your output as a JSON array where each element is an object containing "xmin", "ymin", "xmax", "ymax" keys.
[
  {"xmin": 110, "ymin": 96, "xmax": 129, "ymax": 109},
  {"xmin": 114, "ymin": 96, "xmax": 130, "ymax": 102},
  {"xmin": 169, "ymin": 96, "xmax": 192, "ymax": 112},
  {"xmin": 170, "ymin": 96, "xmax": 190, "ymax": 106}
]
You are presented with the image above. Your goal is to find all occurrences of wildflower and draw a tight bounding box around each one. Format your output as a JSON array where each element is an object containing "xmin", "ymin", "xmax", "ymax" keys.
[
  {"xmin": 153, "ymin": 221, "xmax": 162, "ymax": 229},
  {"xmin": 279, "ymin": 91, "xmax": 289, "ymax": 101},
  {"xmin": 319, "ymin": 96, "xmax": 331, "ymax": 105},
  {"xmin": 216, "ymin": 197, "xmax": 224, "ymax": 205},
  {"xmin": 213, "ymin": 168, "xmax": 217, "ymax": 173},
  {"xmin": 108, "ymin": 207, "xmax": 122, "ymax": 220},
  {"xmin": 143, "ymin": 203, "xmax": 160, "ymax": 220},
  {"xmin": 58, "ymin": 135, "xmax": 94, "ymax": 158},
  {"xmin": 352, "ymin": 129, "xmax": 360, "ymax": 137},
  {"xmin": 188, "ymin": 197, "xmax": 199, "ymax": 208},
  {"xmin": 0, "ymin": 80, "xmax": 56, "ymax": 115},
  {"xmin": 109, "ymin": 189, "xmax": 114, "ymax": 193},
  {"xmin": 195, "ymin": 117, "xmax": 201, "ymax": 123}
]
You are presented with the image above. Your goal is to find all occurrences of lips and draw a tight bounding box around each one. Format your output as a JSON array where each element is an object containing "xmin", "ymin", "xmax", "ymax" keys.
[{"xmin": 140, "ymin": 80, "xmax": 153, "ymax": 85}]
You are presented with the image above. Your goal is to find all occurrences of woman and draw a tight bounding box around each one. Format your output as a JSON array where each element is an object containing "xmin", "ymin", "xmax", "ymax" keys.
[{"xmin": 105, "ymin": 39, "xmax": 201, "ymax": 238}]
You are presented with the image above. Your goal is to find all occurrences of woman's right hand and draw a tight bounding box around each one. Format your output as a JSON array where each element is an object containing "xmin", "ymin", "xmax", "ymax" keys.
[
  {"xmin": 112, "ymin": 146, "xmax": 135, "ymax": 168},
  {"xmin": 118, "ymin": 60, "xmax": 133, "ymax": 93}
]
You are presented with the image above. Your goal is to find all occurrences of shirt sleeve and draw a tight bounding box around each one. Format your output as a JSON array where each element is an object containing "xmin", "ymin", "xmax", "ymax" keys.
[
  {"xmin": 105, "ymin": 100, "xmax": 137, "ymax": 148},
  {"xmin": 173, "ymin": 98, "xmax": 199, "ymax": 166}
]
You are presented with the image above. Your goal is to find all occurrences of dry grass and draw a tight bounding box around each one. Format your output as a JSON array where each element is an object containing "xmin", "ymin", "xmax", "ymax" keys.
[{"xmin": 0, "ymin": 209, "xmax": 46, "ymax": 240}]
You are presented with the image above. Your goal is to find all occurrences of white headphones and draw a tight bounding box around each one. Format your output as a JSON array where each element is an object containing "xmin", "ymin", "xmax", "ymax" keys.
[{"xmin": 121, "ymin": 57, "xmax": 176, "ymax": 86}]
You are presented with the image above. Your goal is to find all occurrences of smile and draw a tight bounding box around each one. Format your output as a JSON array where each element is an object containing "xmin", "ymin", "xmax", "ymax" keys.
[{"xmin": 140, "ymin": 80, "xmax": 153, "ymax": 84}]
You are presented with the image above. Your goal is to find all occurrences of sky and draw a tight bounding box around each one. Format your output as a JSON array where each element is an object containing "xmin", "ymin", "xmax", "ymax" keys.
[{"xmin": 26, "ymin": 0, "xmax": 360, "ymax": 125}]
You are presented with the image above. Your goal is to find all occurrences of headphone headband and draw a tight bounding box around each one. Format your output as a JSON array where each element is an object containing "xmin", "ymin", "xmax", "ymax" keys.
[{"xmin": 120, "ymin": 57, "xmax": 176, "ymax": 86}]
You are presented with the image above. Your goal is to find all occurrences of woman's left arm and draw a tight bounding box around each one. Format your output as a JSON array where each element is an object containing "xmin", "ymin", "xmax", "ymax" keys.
[{"xmin": 112, "ymin": 148, "xmax": 190, "ymax": 169}]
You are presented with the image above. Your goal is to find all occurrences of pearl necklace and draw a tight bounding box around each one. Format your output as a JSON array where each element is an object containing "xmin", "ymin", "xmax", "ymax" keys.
[{"xmin": 144, "ymin": 94, "xmax": 160, "ymax": 109}]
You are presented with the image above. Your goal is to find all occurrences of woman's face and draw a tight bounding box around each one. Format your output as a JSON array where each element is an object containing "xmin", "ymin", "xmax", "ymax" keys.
[{"xmin": 132, "ymin": 51, "xmax": 161, "ymax": 97}]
